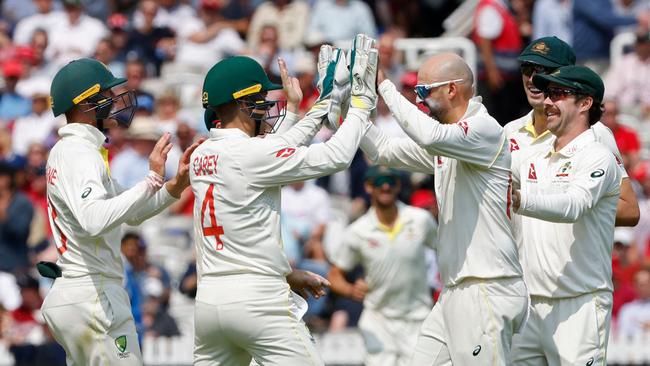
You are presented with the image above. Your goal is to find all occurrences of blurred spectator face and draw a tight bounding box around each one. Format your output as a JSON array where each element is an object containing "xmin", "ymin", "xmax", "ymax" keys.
[
  {"xmin": 156, "ymin": 93, "xmax": 180, "ymax": 120},
  {"xmin": 635, "ymin": 35, "xmax": 650, "ymax": 61},
  {"xmin": 31, "ymin": 94, "xmax": 49, "ymax": 115},
  {"xmin": 260, "ymin": 25, "xmax": 279, "ymax": 48},
  {"xmin": 30, "ymin": 30, "xmax": 48, "ymax": 65},
  {"xmin": 199, "ymin": 0, "xmax": 223, "ymax": 24},
  {"xmin": 365, "ymin": 175, "xmax": 400, "ymax": 208},
  {"xmin": 3, "ymin": 60, "xmax": 24, "ymax": 92},
  {"xmin": 159, "ymin": 0, "xmax": 177, "ymax": 7},
  {"xmin": 602, "ymin": 101, "xmax": 619, "ymax": 130},
  {"xmin": 176, "ymin": 122, "xmax": 196, "ymax": 149},
  {"xmin": 94, "ymin": 39, "xmax": 116, "ymax": 66},
  {"xmin": 34, "ymin": 0, "xmax": 53, "ymax": 13},
  {"xmin": 140, "ymin": 0, "xmax": 159, "ymax": 30},
  {"xmin": 0, "ymin": 172, "xmax": 12, "ymax": 192},
  {"xmin": 108, "ymin": 13, "xmax": 129, "ymax": 49},
  {"xmin": 378, "ymin": 33, "xmax": 396, "ymax": 69},
  {"xmin": 125, "ymin": 61, "xmax": 146, "ymax": 91},
  {"xmin": 64, "ymin": 3, "xmax": 83, "ymax": 23},
  {"xmin": 635, "ymin": 269, "xmax": 650, "ymax": 300},
  {"xmin": 121, "ymin": 235, "xmax": 140, "ymax": 265},
  {"xmin": 27, "ymin": 143, "xmax": 47, "ymax": 168}
]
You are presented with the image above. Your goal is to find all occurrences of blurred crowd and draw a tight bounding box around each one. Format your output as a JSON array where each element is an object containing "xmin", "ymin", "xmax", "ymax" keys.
[{"xmin": 0, "ymin": 0, "xmax": 650, "ymax": 364}]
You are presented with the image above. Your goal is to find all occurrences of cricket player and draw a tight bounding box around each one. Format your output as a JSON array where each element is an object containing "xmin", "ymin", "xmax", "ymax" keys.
[
  {"xmin": 355, "ymin": 53, "xmax": 528, "ymax": 365},
  {"xmin": 505, "ymin": 36, "xmax": 639, "ymax": 227},
  {"xmin": 40, "ymin": 58, "xmax": 202, "ymax": 365},
  {"xmin": 328, "ymin": 166, "xmax": 437, "ymax": 366},
  {"xmin": 509, "ymin": 66, "xmax": 622, "ymax": 366},
  {"xmin": 190, "ymin": 35, "xmax": 377, "ymax": 365}
]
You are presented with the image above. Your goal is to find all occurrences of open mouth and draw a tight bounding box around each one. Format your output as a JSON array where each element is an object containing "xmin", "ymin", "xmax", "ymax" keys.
[{"xmin": 527, "ymin": 84, "xmax": 542, "ymax": 95}]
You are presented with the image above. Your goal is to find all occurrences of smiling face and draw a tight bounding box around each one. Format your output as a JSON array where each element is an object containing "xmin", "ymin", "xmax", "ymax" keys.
[
  {"xmin": 542, "ymin": 83, "xmax": 591, "ymax": 137},
  {"xmin": 521, "ymin": 62, "xmax": 557, "ymax": 109}
]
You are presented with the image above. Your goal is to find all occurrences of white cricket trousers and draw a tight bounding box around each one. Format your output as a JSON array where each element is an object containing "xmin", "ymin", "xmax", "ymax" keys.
[
  {"xmin": 410, "ymin": 277, "xmax": 529, "ymax": 366},
  {"xmin": 40, "ymin": 275, "xmax": 142, "ymax": 366},
  {"xmin": 194, "ymin": 273, "xmax": 323, "ymax": 366},
  {"xmin": 510, "ymin": 291, "xmax": 612, "ymax": 366},
  {"xmin": 358, "ymin": 308, "xmax": 424, "ymax": 366}
]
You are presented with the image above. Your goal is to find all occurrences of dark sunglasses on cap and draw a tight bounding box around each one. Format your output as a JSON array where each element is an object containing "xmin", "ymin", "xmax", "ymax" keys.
[
  {"xmin": 520, "ymin": 62, "xmax": 556, "ymax": 77},
  {"xmin": 544, "ymin": 87, "xmax": 586, "ymax": 102},
  {"xmin": 414, "ymin": 79, "xmax": 464, "ymax": 100}
]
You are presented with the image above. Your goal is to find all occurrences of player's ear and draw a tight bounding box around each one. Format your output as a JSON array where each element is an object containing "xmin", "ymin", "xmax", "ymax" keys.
[
  {"xmin": 577, "ymin": 96, "xmax": 593, "ymax": 114},
  {"xmin": 364, "ymin": 181, "xmax": 373, "ymax": 195}
]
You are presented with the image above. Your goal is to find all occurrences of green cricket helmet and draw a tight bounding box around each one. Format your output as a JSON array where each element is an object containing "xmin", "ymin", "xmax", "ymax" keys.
[
  {"xmin": 202, "ymin": 56, "xmax": 285, "ymax": 133},
  {"xmin": 50, "ymin": 58, "xmax": 137, "ymax": 127}
]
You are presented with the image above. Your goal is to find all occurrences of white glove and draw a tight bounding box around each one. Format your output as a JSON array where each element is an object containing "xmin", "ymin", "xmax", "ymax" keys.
[
  {"xmin": 349, "ymin": 34, "xmax": 378, "ymax": 111},
  {"xmin": 325, "ymin": 50, "xmax": 351, "ymax": 131},
  {"xmin": 306, "ymin": 45, "xmax": 345, "ymax": 121}
]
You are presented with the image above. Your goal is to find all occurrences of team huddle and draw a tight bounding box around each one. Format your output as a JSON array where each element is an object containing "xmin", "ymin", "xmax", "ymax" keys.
[{"xmin": 39, "ymin": 33, "xmax": 637, "ymax": 366}]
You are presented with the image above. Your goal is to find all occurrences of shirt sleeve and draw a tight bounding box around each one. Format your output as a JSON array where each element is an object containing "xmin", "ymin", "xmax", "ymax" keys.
[
  {"xmin": 124, "ymin": 185, "xmax": 178, "ymax": 226},
  {"xmin": 518, "ymin": 148, "xmax": 621, "ymax": 223},
  {"xmin": 592, "ymin": 123, "xmax": 629, "ymax": 178},
  {"xmin": 329, "ymin": 226, "xmax": 361, "ymax": 271},
  {"xmin": 379, "ymin": 80, "xmax": 505, "ymax": 168},
  {"xmin": 241, "ymin": 108, "xmax": 371, "ymax": 187},
  {"xmin": 360, "ymin": 124, "xmax": 435, "ymax": 174},
  {"xmin": 271, "ymin": 106, "xmax": 324, "ymax": 146},
  {"xmin": 54, "ymin": 149, "xmax": 161, "ymax": 237},
  {"xmin": 423, "ymin": 212, "xmax": 438, "ymax": 251}
]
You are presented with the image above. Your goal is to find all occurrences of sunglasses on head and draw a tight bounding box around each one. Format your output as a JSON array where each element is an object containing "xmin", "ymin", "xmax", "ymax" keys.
[
  {"xmin": 544, "ymin": 87, "xmax": 585, "ymax": 102},
  {"xmin": 520, "ymin": 62, "xmax": 556, "ymax": 77},
  {"xmin": 414, "ymin": 79, "xmax": 464, "ymax": 100}
]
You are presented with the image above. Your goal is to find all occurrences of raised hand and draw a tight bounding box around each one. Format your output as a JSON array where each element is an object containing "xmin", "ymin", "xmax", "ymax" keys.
[
  {"xmin": 149, "ymin": 132, "xmax": 173, "ymax": 177},
  {"xmin": 278, "ymin": 58, "xmax": 302, "ymax": 114},
  {"xmin": 349, "ymin": 34, "xmax": 379, "ymax": 110}
]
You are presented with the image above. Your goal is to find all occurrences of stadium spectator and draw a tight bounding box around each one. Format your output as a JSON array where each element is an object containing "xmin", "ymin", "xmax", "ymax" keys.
[
  {"xmin": 375, "ymin": 95, "xmax": 407, "ymax": 139},
  {"xmin": 601, "ymin": 100, "xmax": 642, "ymax": 171},
  {"xmin": 0, "ymin": 129, "xmax": 26, "ymax": 170},
  {"xmin": 94, "ymin": 38, "xmax": 125, "ymax": 80},
  {"xmin": 125, "ymin": 0, "xmax": 175, "ymax": 75},
  {"xmin": 0, "ymin": 162, "xmax": 34, "ymax": 274},
  {"xmin": 612, "ymin": 228, "xmax": 642, "ymax": 318},
  {"xmin": 307, "ymin": 0, "xmax": 377, "ymax": 43},
  {"xmin": 573, "ymin": 0, "xmax": 649, "ymax": 72},
  {"xmin": 532, "ymin": 0, "xmax": 572, "ymax": 44},
  {"xmin": 45, "ymin": 0, "xmax": 108, "ymax": 70},
  {"xmin": 110, "ymin": 117, "xmax": 166, "ymax": 188},
  {"xmin": 153, "ymin": 89, "xmax": 183, "ymax": 135},
  {"xmin": 174, "ymin": 0, "xmax": 246, "ymax": 72},
  {"xmin": 632, "ymin": 162, "xmax": 650, "ymax": 262},
  {"xmin": 121, "ymin": 233, "xmax": 144, "ymax": 338},
  {"xmin": 12, "ymin": 0, "xmax": 62, "ymax": 46},
  {"xmin": 11, "ymin": 79, "xmax": 57, "ymax": 157},
  {"xmin": 293, "ymin": 52, "xmax": 318, "ymax": 117},
  {"xmin": 604, "ymin": 30, "xmax": 650, "ymax": 118},
  {"xmin": 24, "ymin": 29, "xmax": 54, "ymax": 79},
  {"xmin": 251, "ymin": 24, "xmax": 297, "ymax": 83},
  {"xmin": 106, "ymin": 13, "xmax": 130, "ymax": 68},
  {"xmin": 472, "ymin": 0, "xmax": 528, "ymax": 124},
  {"xmin": 0, "ymin": 271, "xmax": 20, "ymax": 312},
  {"xmin": 179, "ymin": 261, "xmax": 197, "ymax": 299},
  {"xmin": 133, "ymin": 0, "xmax": 197, "ymax": 35},
  {"xmin": 0, "ymin": 60, "xmax": 31, "ymax": 123},
  {"xmin": 168, "ymin": 121, "xmax": 198, "ymax": 215},
  {"xmin": 617, "ymin": 267, "xmax": 650, "ymax": 338},
  {"xmin": 377, "ymin": 31, "xmax": 404, "ymax": 84},
  {"xmin": 399, "ymin": 70, "xmax": 418, "ymax": 105},
  {"xmin": 247, "ymin": 0, "xmax": 311, "ymax": 51}
]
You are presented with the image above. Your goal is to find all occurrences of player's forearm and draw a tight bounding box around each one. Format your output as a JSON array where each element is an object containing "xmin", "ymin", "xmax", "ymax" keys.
[
  {"xmin": 615, "ymin": 178, "xmax": 640, "ymax": 226},
  {"xmin": 125, "ymin": 184, "xmax": 178, "ymax": 226},
  {"xmin": 275, "ymin": 109, "xmax": 322, "ymax": 146},
  {"xmin": 360, "ymin": 124, "xmax": 435, "ymax": 174},
  {"xmin": 518, "ymin": 190, "xmax": 590, "ymax": 223},
  {"xmin": 327, "ymin": 267, "xmax": 354, "ymax": 298},
  {"xmin": 379, "ymin": 80, "xmax": 465, "ymax": 150}
]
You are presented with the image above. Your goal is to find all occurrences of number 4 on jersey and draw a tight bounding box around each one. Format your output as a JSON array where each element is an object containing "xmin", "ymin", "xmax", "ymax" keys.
[{"xmin": 201, "ymin": 183, "xmax": 224, "ymax": 250}]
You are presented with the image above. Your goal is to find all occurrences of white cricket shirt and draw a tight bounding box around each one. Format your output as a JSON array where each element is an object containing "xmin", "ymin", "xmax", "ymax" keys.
[
  {"xmin": 189, "ymin": 108, "xmax": 371, "ymax": 279},
  {"xmin": 46, "ymin": 123, "xmax": 177, "ymax": 280},
  {"xmin": 331, "ymin": 202, "xmax": 437, "ymax": 320},
  {"xmin": 513, "ymin": 130, "xmax": 622, "ymax": 297},
  {"xmin": 361, "ymin": 80, "xmax": 523, "ymax": 287}
]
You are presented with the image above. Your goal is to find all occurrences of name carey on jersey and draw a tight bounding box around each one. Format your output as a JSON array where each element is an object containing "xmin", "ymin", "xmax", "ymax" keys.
[{"xmin": 193, "ymin": 154, "xmax": 218, "ymax": 176}]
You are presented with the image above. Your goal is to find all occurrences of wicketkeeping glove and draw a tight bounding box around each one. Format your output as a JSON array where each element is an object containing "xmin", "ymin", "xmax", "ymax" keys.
[
  {"xmin": 325, "ymin": 49, "xmax": 350, "ymax": 131},
  {"xmin": 306, "ymin": 45, "xmax": 344, "ymax": 121},
  {"xmin": 349, "ymin": 34, "xmax": 378, "ymax": 111}
]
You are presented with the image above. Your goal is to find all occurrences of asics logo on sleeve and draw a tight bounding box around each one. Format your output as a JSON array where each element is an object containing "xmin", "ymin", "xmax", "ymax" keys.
[
  {"xmin": 81, "ymin": 187, "xmax": 92, "ymax": 198},
  {"xmin": 590, "ymin": 169, "xmax": 605, "ymax": 178}
]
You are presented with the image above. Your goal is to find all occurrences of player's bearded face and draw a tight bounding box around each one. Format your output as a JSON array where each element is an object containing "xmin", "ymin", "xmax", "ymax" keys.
[{"xmin": 543, "ymin": 86, "xmax": 581, "ymax": 136}]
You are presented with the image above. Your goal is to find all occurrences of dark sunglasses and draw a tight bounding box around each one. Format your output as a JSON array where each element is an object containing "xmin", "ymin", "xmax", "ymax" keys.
[
  {"xmin": 544, "ymin": 87, "xmax": 585, "ymax": 102},
  {"xmin": 371, "ymin": 175, "xmax": 398, "ymax": 187},
  {"xmin": 520, "ymin": 62, "xmax": 556, "ymax": 77}
]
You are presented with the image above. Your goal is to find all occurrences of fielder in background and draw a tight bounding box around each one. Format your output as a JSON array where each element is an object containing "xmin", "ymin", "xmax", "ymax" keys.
[
  {"xmin": 511, "ymin": 66, "xmax": 622, "ymax": 366},
  {"xmin": 505, "ymin": 36, "xmax": 639, "ymax": 227},
  {"xmin": 328, "ymin": 166, "xmax": 437, "ymax": 366},
  {"xmin": 189, "ymin": 34, "xmax": 377, "ymax": 365},
  {"xmin": 357, "ymin": 53, "xmax": 527, "ymax": 365},
  {"xmin": 41, "ymin": 58, "xmax": 201, "ymax": 365}
]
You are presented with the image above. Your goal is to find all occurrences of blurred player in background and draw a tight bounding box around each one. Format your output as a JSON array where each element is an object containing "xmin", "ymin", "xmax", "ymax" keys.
[
  {"xmin": 505, "ymin": 36, "xmax": 639, "ymax": 227},
  {"xmin": 41, "ymin": 58, "xmax": 201, "ymax": 365},
  {"xmin": 356, "ymin": 53, "xmax": 527, "ymax": 365},
  {"xmin": 189, "ymin": 34, "xmax": 377, "ymax": 365},
  {"xmin": 511, "ymin": 66, "xmax": 622, "ymax": 366},
  {"xmin": 328, "ymin": 166, "xmax": 437, "ymax": 366}
]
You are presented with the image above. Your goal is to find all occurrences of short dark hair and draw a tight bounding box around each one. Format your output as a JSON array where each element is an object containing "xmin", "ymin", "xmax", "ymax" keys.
[
  {"xmin": 121, "ymin": 232, "xmax": 140, "ymax": 244},
  {"xmin": 576, "ymin": 95, "xmax": 603, "ymax": 125}
]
